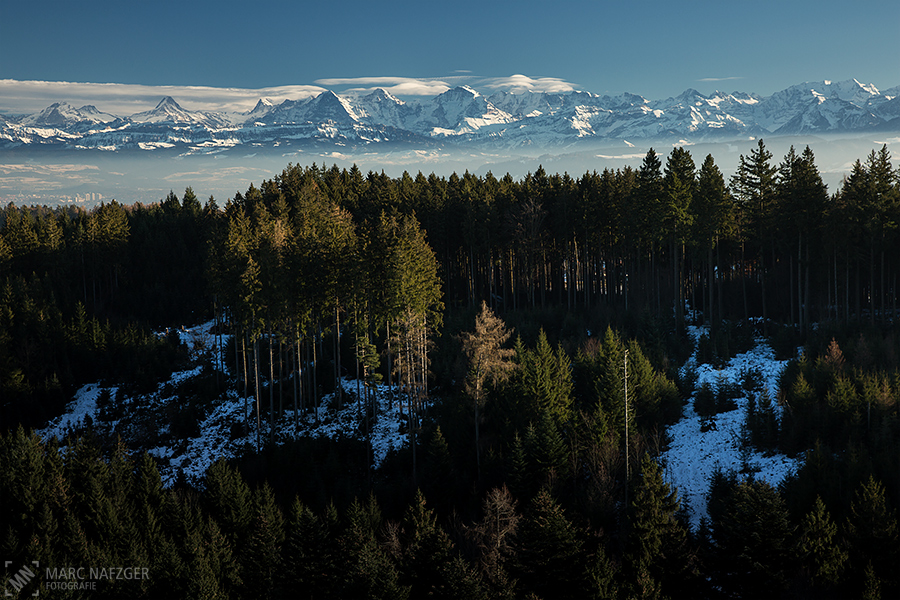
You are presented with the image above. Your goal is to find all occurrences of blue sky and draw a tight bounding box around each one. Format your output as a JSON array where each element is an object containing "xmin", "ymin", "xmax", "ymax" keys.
[{"xmin": 2, "ymin": 0, "xmax": 899, "ymax": 113}]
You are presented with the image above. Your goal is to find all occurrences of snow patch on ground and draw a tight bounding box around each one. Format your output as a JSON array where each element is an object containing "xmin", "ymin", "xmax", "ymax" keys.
[
  {"xmin": 662, "ymin": 325, "xmax": 800, "ymax": 529},
  {"xmin": 38, "ymin": 384, "xmax": 118, "ymax": 441}
]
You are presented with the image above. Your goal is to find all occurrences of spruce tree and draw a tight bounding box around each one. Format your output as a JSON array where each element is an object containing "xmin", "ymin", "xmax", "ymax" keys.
[
  {"xmin": 712, "ymin": 478, "xmax": 794, "ymax": 598},
  {"xmin": 846, "ymin": 476, "xmax": 899, "ymax": 593},
  {"xmin": 692, "ymin": 154, "xmax": 733, "ymax": 333},
  {"xmin": 514, "ymin": 488, "xmax": 586, "ymax": 600},
  {"xmin": 280, "ymin": 497, "xmax": 338, "ymax": 598},
  {"xmin": 339, "ymin": 495, "xmax": 408, "ymax": 600},
  {"xmin": 797, "ymin": 496, "xmax": 847, "ymax": 590},
  {"xmin": 240, "ymin": 484, "xmax": 284, "ymax": 599},
  {"xmin": 626, "ymin": 453, "xmax": 696, "ymax": 598},
  {"xmin": 399, "ymin": 490, "xmax": 482, "ymax": 599}
]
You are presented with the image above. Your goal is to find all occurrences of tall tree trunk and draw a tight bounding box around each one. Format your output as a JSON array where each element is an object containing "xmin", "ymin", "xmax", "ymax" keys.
[
  {"xmin": 880, "ymin": 250, "xmax": 885, "ymax": 324},
  {"xmin": 741, "ymin": 241, "xmax": 749, "ymax": 322},
  {"xmin": 294, "ymin": 332, "xmax": 300, "ymax": 436},
  {"xmin": 805, "ymin": 240, "xmax": 811, "ymax": 329},
  {"xmin": 386, "ymin": 321, "xmax": 393, "ymax": 408},
  {"xmin": 241, "ymin": 331, "xmax": 248, "ymax": 429},
  {"xmin": 870, "ymin": 248, "xmax": 875, "ymax": 325},
  {"xmin": 335, "ymin": 304, "xmax": 342, "ymax": 410},
  {"xmin": 717, "ymin": 239, "xmax": 724, "ymax": 326},
  {"xmin": 760, "ymin": 247, "xmax": 769, "ymax": 335},
  {"xmin": 279, "ymin": 334, "xmax": 284, "ymax": 416},
  {"xmin": 708, "ymin": 240, "xmax": 715, "ymax": 334},
  {"xmin": 254, "ymin": 337, "xmax": 261, "ymax": 450},
  {"xmin": 313, "ymin": 325, "xmax": 319, "ymax": 424},
  {"xmin": 269, "ymin": 318, "xmax": 275, "ymax": 443}
]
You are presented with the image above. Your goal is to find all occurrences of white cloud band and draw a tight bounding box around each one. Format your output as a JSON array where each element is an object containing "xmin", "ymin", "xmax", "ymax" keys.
[
  {"xmin": 1, "ymin": 74, "xmax": 582, "ymax": 116},
  {"xmin": 0, "ymin": 80, "xmax": 327, "ymax": 116}
]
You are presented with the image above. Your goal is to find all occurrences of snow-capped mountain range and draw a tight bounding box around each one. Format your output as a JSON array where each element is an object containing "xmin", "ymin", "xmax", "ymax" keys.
[{"xmin": 3, "ymin": 79, "xmax": 899, "ymax": 152}]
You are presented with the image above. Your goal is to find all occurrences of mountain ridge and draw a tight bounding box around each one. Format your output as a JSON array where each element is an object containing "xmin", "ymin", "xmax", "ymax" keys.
[{"xmin": 2, "ymin": 78, "xmax": 899, "ymax": 152}]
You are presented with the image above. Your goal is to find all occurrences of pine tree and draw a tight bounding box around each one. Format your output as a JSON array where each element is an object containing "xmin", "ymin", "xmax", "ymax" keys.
[
  {"xmin": 663, "ymin": 146, "xmax": 695, "ymax": 332},
  {"xmin": 730, "ymin": 139, "xmax": 778, "ymax": 327},
  {"xmin": 585, "ymin": 542, "xmax": 619, "ymax": 599},
  {"xmin": 514, "ymin": 329, "xmax": 573, "ymax": 426},
  {"xmin": 203, "ymin": 460, "xmax": 252, "ymax": 549},
  {"xmin": 777, "ymin": 146, "xmax": 828, "ymax": 329},
  {"xmin": 532, "ymin": 409, "xmax": 569, "ymax": 488}
]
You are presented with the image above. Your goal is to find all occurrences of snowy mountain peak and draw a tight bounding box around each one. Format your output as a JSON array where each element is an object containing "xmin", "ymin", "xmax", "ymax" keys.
[
  {"xmin": 310, "ymin": 90, "xmax": 359, "ymax": 123},
  {"xmin": 438, "ymin": 85, "xmax": 480, "ymax": 101},
  {"xmin": 248, "ymin": 98, "xmax": 274, "ymax": 113},
  {"xmin": 20, "ymin": 101, "xmax": 119, "ymax": 128},
  {"xmin": 677, "ymin": 88, "xmax": 705, "ymax": 100},
  {"xmin": 365, "ymin": 88, "xmax": 404, "ymax": 105},
  {"xmin": 128, "ymin": 96, "xmax": 231, "ymax": 128},
  {"xmin": 156, "ymin": 96, "xmax": 180, "ymax": 109}
]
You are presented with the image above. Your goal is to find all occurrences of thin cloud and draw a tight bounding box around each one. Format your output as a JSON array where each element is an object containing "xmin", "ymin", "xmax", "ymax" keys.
[
  {"xmin": 0, "ymin": 80, "xmax": 326, "ymax": 115},
  {"xmin": 1, "ymin": 74, "xmax": 584, "ymax": 116},
  {"xmin": 697, "ymin": 77, "xmax": 744, "ymax": 83},
  {"xmin": 479, "ymin": 74, "xmax": 579, "ymax": 94},
  {"xmin": 314, "ymin": 76, "xmax": 453, "ymax": 96},
  {"xmin": 315, "ymin": 74, "xmax": 580, "ymax": 96}
]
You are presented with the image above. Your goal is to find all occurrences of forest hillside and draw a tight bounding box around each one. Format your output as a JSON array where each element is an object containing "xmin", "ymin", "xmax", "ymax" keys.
[{"xmin": 2, "ymin": 141, "xmax": 899, "ymax": 598}]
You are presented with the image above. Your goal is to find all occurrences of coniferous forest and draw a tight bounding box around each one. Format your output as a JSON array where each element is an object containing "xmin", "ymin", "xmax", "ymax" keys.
[{"xmin": 2, "ymin": 141, "xmax": 899, "ymax": 599}]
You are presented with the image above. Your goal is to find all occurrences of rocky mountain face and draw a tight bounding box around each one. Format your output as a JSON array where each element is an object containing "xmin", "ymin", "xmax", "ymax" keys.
[{"xmin": 2, "ymin": 79, "xmax": 898, "ymax": 152}]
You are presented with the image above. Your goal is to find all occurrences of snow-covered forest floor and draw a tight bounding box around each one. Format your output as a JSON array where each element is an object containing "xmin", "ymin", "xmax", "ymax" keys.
[
  {"xmin": 38, "ymin": 320, "xmax": 412, "ymax": 486},
  {"xmin": 38, "ymin": 318, "xmax": 801, "ymax": 530},
  {"xmin": 662, "ymin": 324, "xmax": 799, "ymax": 528}
]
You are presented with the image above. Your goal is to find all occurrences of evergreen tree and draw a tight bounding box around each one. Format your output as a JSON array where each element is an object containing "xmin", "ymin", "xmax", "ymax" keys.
[
  {"xmin": 663, "ymin": 146, "xmax": 695, "ymax": 331},
  {"xmin": 399, "ymin": 490, "xmax": 484, "ymax": 599},
  {"xmin": 797, "ymin": 496, "xmax": 847, "ymax": 590},
  {"xmin": 204, "ymin": 460, "xmax": 252, "ymax": 549},
  {"xmin": 514, "ymin": 488, "xmax": 586, "ymax": 600},
  {"xmin": 280, "ymin": 497, "xmax": 338, "ymax": 598},
  {"xmin": 339, "ymin": 495, "xmax": 408, "ymax": 600},
  {"xmin": 692, "ymin": 154, "xmax": 733, "ymax": 333},
  {"xmin": 712, "ymin": 478, "xmax": 794, "ymax": 598},
  {"xmin": 240, "ymin": 484, "xmax": 284, "ymax": 599},
  {"xmin": 626, "ymin": 453, "xmax": 697, "ymax": 598},
  {"xmin": 514, "ymin": 329, "xmax": 573, "ymax": 426},
  {"xmin": 730, "ymin": 139, "xmax": 778, "ymax": 326},
  {"xmin": 846, "ymin": 476, "xmax": 899, "ymax": 593}
]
